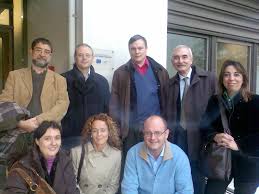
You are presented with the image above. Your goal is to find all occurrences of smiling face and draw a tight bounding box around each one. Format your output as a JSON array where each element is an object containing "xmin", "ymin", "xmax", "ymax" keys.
[
  {"xmin": 91, "ymin": 120, "xmax": 109, "ymax": 151},
  {"xmin": 129, "ymin": 39, "xmax": 147, "ymax": 67},
  {"xmin": 143, "ymin": 116, "xmax": 169, "ymax": 158},
  {"xmin": 75, "ymin": 45, "xmax": 94, "ymax": 73},
  {"xmin": 223, "ymin": 65, "xmax": 243, "ymax": 96},
  {"xmin": 172, "ymin": 47, "xmax": 193, "ymax": 76},
  {"xmin": 31, "ymin": 42, "xmax": 52, "ymax": 68},
  {"xmin": 35, "ymin": 127, "xmax": 61, "ymax": 159}
]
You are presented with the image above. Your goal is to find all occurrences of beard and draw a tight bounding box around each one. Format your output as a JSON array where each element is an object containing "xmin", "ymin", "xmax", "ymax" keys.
[{"xmin": 32, "ymin": 59, "xmax": 49, "ymax": 68}]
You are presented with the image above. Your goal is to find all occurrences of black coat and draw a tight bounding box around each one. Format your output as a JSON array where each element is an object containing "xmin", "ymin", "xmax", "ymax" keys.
[
  {"xmin": 200, "ymin": 94, "xmax": 259, "ymax": 182},
  {"xmin": 5, "ymin": 148, "xmax": 80, "ymax": 194},
  {"xmin": 61, "ymin": 65, "xmax": 110, "ymax": 137}
]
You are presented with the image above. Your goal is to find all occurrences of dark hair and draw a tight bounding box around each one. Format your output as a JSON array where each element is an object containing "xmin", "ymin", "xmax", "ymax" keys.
[
  {"xmin": 74, "ymin": 43, "xmax": 94, "ymax": 58},
  {"xmin": 8, "ymin": 121, "xmax": 61, "ymax": 168},
  {"xmin": 218, "ymin": 60, "xmax": 252, "ymax": 102},
  {"xmin": 82, "ymin": 113, "xmax": 122, "ymax": 150},
  {"xmin": 34, "ymin": 121, "xmax": 62, "ymax": 140},
  {"xmin": 31, "ymin": 37, "xmax": 53, "ymax": 53},
  {"xmin": 128, "ymin": 34, "xmax": 147, "ymax": 49}
]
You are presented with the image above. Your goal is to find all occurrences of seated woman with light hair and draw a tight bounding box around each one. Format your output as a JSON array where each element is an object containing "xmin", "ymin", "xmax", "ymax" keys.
[{"xmin": 71, "ymin": 113, "xmax": 122, "ymax": 194}]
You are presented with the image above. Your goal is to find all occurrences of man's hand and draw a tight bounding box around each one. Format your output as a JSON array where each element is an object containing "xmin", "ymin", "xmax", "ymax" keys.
[{"xmin": 17, "ymin": 117, "xmax": 39, "ymax": 132}]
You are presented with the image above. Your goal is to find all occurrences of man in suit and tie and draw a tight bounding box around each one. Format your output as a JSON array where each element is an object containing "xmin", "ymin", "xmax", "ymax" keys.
[
  {"xmin": 167, "ymin": 45, "xmax": 217, "ymax": 194},
  {"xmin": 0, "ymin": 37, "xmax": 69, "ymax": 132}
]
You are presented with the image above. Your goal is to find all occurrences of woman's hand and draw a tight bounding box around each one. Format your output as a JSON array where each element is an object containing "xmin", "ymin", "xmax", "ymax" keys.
[{"xmin": 214, "ymin": 133, "xmax": 239, "ymax": 151}]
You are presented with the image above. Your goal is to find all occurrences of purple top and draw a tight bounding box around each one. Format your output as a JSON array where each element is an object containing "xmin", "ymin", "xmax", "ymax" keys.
[{"xmin": 46, "ymin": 157, "xmax": 55, "ymax": 174}]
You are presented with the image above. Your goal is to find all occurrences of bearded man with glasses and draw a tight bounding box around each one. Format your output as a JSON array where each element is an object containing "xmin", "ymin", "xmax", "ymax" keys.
[
  {"xmin": 121, "ymin": 115, "xmax": 193, "ymax": 194},
  {"xmin": 0, "ymin": 37, "xmax": 69, "ymax": 132}
]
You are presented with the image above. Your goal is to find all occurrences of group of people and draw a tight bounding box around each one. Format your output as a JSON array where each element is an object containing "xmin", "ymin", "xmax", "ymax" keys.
[{"xmin": 0, "ymin": 35, "xmax": 258, "ymax": 194}]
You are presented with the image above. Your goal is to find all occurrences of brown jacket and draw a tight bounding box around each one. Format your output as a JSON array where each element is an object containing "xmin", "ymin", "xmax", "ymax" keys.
[
  {"xmin": 167, "ymin": 66, "xmax": 217, "ymax": 160},
  {"xmin": 5, "ymin": 148, "xmax": 80, "ymax": 194},
  {"xmin": 0, "ymin": 67, "xmax": 69, "ymax": 123},
  {"xmin": 109, "ymin": 56, "xmax": 169, "ymax": 139}
]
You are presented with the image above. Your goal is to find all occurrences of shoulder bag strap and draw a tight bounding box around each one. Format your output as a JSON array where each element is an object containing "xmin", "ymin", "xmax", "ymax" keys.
[
  {"xmin": 9, "ymin": 167, "xmax": 38, "ymax": 192},
  {"xmin": 77, "ymin": 143, "xmax": 86, "ymax": 184},
  {"xmin": 218, "ymin": 96, "xmax": 231, "ymax": 135}
]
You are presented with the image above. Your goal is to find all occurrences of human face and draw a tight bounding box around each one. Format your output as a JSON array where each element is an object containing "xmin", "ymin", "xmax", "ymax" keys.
[
  {"xmin": 35, "ymin": 127, "xmax": 61, "ymax": 159},
  {"xmin": 129, "ymin": 39, "xmax": 147, "ymax": 67},
  {"xmin": 75, "ymin": 46, "xmax": 93, "ymax": 72},
  {"xmin": 91, "ymin": 120, "xmax": 109, "ymax": 151},
  {"xmin": 143, "ymin": 117, "xmax": 169, "ymax": 157},
  {"xmin": 223, "ymin": 65, "xmax": 243, "ymax": 96},
  {"xmin": 31, "ymin": 42, "xmax": 52, "ymax": 68},
  {"xmin": 172, "ymin": 47, "xmax": 193, "ymax": 76}
]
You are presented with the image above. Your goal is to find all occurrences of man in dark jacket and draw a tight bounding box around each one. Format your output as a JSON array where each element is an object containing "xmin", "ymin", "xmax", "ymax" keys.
[
  {"xmin": 61, "ymin": 44, "xmax": 110, "ymax": 150},
  {"xmin": 109, "ymin": 35, "xmax": 169, "ymax": 154},
  {"xmin": 167, "ymin": 45, "xmax": 217, "ymax": 194}
]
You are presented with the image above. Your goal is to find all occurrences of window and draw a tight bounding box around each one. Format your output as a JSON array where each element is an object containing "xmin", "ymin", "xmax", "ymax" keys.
[
  {"xmin": 0, "ymin": 9, "xmax": 10, "ymax": 25},
  {"xmin": 216, "ymin": 40, "xmax": 251, "ymax": 75},
  {"xmin": 167, "ymin": 33, "xmax": 208, "ymax": 77}
]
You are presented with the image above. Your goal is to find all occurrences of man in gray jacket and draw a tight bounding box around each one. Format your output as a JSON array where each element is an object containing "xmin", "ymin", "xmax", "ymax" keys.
[{"xmin": 167, "ymin": 45, "xmax": 217, "ymax": 194}]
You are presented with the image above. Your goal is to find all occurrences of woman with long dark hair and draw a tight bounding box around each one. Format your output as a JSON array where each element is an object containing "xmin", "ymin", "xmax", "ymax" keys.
[{"xmin": 200, "ymin": 60, "xmax": 259, "ymax": 194}]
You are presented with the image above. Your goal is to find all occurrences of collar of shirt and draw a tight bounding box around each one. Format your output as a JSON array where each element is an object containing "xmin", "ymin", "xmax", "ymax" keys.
[
  {"xmin": 84, "ymin": 68, "xmax": 91, "ymax": 81},
  {"xmin": 147, "ymin": 144, "xmax": 165, "ymax": 174},
  {"xmin": 178, "ymin": 67, "xmax": 192, "ymax": 81},
  {"xmin": 134, "ymin": 57, "xmax": 149, "ymax": 75},
  {"xmin": 88, "ymin": 142, "xmax": 110, "ymax": 157}
]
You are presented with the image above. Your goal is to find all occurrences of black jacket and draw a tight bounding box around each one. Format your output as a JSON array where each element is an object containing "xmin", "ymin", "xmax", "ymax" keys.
[
  {"xmin": 61, "ymin": 65, "xmax": 110, "ymax": 137},
  {"xmin": 200, "ymin": 93, "xmax": 259, "ymax": 182}
]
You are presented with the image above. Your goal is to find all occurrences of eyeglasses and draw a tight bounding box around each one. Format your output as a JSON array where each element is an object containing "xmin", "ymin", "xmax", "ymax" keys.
[
  {"xmin": 33, "ymin": 47, "xmax": 52, "ymax": 55},
  {"xmin": 143, "ymin": 129, "xmax": 167, "ymax": 138},
  {"xmin": 76, "ymin": 54, "xmax": 93, "ymax": 59}
]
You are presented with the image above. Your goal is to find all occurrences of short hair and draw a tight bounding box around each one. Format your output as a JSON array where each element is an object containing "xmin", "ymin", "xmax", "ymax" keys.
[
  {"xmin": 34, "ymin": 121, "xmax": 62, "ymax": 140},
  {"xmin": 128, "ymin": 34, "xmax": 147, "ymax": 49},
  {"xmin": 81, "ymin": 113, "xmax": 122, "ymax": 150},
  {"xmin": 144, "ymin": 115, "xmax": 168, "ymax": 130},
  {"xmin": 218, "ymin": 60, "xmax": 252, "ymax": 102},
  {"xmin": 173, "ymin": 45, "xmax": 193, "ymax": 59},
  {"xmin": 31, "ymin": 37, "xmax": 53, "ymax": 53},
  {"xmin": 74, "ymin": 43, "xmax": 94, "ymax": 58}
]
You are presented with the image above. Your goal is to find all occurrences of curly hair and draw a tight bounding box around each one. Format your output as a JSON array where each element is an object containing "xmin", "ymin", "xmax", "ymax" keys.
[
  {"xmin": 81, "ymin": 113, "xmax": 122, "ymax": 150},
  {"xmin": 218, "ymin": 60, "xmax": 252, "ymax": 102}
]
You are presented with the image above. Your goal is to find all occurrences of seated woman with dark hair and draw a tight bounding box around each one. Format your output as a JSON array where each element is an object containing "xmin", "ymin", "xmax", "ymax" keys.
[
  {"xmin": 71, "ymin": 113, "xmax": 122, "ymax": 194},
  {"xmin": 5, "ymin": 121, "xmax": 80, "ymax": 194}
]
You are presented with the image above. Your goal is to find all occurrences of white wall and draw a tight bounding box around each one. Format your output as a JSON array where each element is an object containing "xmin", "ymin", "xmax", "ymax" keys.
[{"xmin": 82, "ymin": 0, "xmax": 168, "ymax": 84}]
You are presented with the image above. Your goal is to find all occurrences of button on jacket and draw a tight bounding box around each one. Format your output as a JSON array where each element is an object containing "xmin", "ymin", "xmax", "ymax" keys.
[{"xmin": 71, "ymin": 142, "xmax": 122, "ymax": 194}]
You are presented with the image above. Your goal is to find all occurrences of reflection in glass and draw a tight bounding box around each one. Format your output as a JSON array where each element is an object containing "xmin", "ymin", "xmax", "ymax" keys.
[
  {"xmin": 167, "ymin": 33, "xmax": 207, "ymax": 77},
  {"xmin": 0, "ymin": 9, "xmax": 9, "ymax": 25},
  {"xmin": 217, "ymin": 42, "xmax": 249, "ymax": 75},
  {"xmin": 0, "ymin": 37, "xmax": 2, "ymax": 91}
]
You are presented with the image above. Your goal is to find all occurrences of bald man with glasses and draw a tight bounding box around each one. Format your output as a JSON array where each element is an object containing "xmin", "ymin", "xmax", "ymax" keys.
[{"xmin": 121, "ymin": 115, "xmax": 193, "ymax": 194}]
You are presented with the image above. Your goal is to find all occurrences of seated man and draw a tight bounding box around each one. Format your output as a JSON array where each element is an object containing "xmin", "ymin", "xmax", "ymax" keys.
[
  {"xmin": 121, "ymin": 115, "xmax": 193, "ymax": 194},
  {"xmin": 0, "ymin": 37, "xmax": 69, "ymax": 132}
]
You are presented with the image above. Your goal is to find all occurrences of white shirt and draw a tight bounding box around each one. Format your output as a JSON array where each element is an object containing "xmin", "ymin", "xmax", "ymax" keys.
[{"xmin": 179, "ymin": 67, "xmax": 192, "ymax": 100}]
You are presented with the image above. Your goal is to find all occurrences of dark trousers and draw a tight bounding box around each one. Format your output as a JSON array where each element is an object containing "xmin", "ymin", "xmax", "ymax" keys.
[
  {"xmin": 205, "ymin": 178, "xmax": 258, "ymax": 194},
  {"xmin": 172, "ymin": 126, "xmax": 205, "ymax": 194}
]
